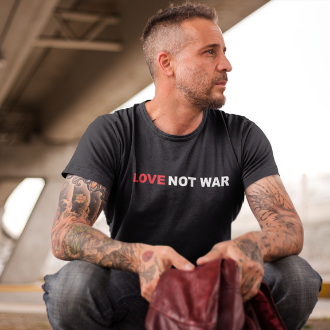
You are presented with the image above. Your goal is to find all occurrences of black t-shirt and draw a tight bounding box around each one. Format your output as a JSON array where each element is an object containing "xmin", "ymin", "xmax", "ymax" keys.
[{"xmin": 62, "ymin": 101, "xmax": 278, "ymax": 264}]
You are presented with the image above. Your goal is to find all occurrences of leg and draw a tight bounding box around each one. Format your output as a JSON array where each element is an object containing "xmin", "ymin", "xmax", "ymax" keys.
[
  {"xmin": 43, "ymin": 260, "xmax": 149, "ymax": 330},
  {"xmin": 263, "ymin": 255, "xmax": 322, "ymax": 330}
]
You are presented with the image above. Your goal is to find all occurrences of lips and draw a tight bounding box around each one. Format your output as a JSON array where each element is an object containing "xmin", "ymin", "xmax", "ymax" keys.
[{"xmin": 215, "ymin": 80, "xmax": 227, "ymax": 86}]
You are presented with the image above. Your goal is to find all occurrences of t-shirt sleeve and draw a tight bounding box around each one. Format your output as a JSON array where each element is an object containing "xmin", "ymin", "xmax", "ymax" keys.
[
  {"xmin": 62, "ymin": 115, "xmax": 120, "ymax": 191},
  {"xmin": 241, "ymin": 119, "xmax": 278, "ymax": 190}
]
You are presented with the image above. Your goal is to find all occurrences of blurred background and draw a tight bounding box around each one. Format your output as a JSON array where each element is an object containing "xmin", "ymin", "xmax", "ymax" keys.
[{"xmin": 0, "ymin": 0, "xmax": 329, "ymax": 327}]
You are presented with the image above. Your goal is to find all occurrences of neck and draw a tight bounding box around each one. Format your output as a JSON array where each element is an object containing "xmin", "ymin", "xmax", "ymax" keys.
[{"xmin": 145, "ymin": 87, "xmax": 203, "ymax": 136}]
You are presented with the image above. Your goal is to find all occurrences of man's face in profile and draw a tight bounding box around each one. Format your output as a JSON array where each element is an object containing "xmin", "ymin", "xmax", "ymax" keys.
[{"xmin": 174, "ymin": 18, "xmax": 232, "ymax": 110}]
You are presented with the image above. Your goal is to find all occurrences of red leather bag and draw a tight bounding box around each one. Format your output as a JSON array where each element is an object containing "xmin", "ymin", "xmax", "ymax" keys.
[{"xmin": 145, "ymin": 258, "xmax": 287, "ymax": 330}]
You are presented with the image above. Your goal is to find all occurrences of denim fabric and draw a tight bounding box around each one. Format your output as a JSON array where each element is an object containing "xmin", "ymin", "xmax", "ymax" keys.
[
  {"xmin": 263, "ymin": 256, "xmax": 322, "ymax": 330},
  {"xmin": 43, "ymin": 255, "xmax": 322, "ymax": 330}
]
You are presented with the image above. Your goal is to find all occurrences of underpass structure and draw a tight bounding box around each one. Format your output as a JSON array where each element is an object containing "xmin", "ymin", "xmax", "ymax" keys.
[{"xmin": 0, "ymin": 0, "xmax": 270, "ymax": 283}]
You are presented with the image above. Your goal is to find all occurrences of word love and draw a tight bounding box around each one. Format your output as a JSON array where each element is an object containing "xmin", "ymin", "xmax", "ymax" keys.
[
  {"xmin": 133, "ymin": 173, "xmax": 165, "ymax": 185},
  {"xmin": 133, "ymin": 173, "xmax": 229, "ymax": 187}
]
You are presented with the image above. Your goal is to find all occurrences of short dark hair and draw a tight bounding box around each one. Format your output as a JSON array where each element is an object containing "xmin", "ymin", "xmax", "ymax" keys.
[{"xmin": 141, "ymin": 2, "xmax": 218, "ymax": 80}]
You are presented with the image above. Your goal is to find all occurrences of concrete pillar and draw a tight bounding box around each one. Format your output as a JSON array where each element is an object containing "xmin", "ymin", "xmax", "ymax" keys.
[
  {"xmin": 0, "ymin": 178, "xmax": 63, "ymax": 283},
  {"xmin": 0, "ymin": 180, "xmax": 23, "ymax": 240},
  {"xmin": 0, "ymin": 143, "xmax": 75, "ymax": 283}
]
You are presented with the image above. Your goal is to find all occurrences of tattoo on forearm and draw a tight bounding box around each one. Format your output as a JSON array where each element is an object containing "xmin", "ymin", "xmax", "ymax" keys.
[
  {"xmin": 52, "ymin": 177, "xmax": 159, "ymax": 280},
  {"xmin": 246, "ymin": 175, "xmax": 304, "ymax": 261},
  {"xmin": 247, "ymin": 176, "xmax": 298, "ymax": 223}
]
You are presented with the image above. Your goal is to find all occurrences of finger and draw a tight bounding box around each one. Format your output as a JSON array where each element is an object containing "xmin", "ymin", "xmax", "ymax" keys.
[
  {"xmin": 169, "ymin": 249, "xmax": 195, "ymax": 271},
  {"xmin": 241, "ymin": 275, "xmax": 255, "ymax": 296},
  {"xmin": 196, "ymin": 248, "xmax": 224, "ymax": 265},
  {"xmin": 236, "ymin": 262, "xmax": 243, "ymax": 284},
  {"xmin": 140, "ymin": 278, "xmax": 158, "ymax": 302},
  {"xmin": 242, "ymin": 281, "xmax": 261, "ymax": 302}
]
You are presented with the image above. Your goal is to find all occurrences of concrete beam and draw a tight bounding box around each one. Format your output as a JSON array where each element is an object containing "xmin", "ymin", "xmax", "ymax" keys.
[
  {"xmin": 54, "ymin": 10, "xmax": 120, "ymax": 25},
  {"xmin": 39, "ymin": 0, "xmax": 269, "ymax": 143},
  {"xmin": 0, "ymin": 142, "xmax": 77, "ymax": 179},
  {"xmin": 0, "ymin": 179, "xmax": 63, "ymax": 283},
  {"xmin": 0, "ymin": 0, "xmax": 59, "ymax": 107},
  {"xmin": 35, "ymin": 39, "xmax": 123, "ymax": 52}
]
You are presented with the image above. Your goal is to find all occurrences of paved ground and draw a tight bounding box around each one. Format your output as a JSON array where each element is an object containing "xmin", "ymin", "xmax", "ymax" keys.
[
  {"xmin": 0, "ymin": 313, "xmax": 329, "ymax": 330},
  {"xmin": 0, "ymin": 287, "xmax": 329, "ymax": 329},
  {"xmin": 0, "ymin": 313, "xmax": 51, "ymax": 330}
]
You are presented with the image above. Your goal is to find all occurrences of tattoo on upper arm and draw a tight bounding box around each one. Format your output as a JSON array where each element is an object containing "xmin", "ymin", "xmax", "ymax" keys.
[
  {"xmin": 51, "ymin": 175, "xmax": 110, "ymax": 257},
  {"xmin": 60, "ymin": 175, "xmax": 109, "ymax": 226},
  {"xmin": 67, "ymin": 175, "xmax": 108, "ymax": 203}
]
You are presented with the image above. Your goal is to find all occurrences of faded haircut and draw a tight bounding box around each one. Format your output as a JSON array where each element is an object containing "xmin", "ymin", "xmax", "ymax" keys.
[{"xmin": 141, "ymin": 2, "xmax": 218, "ymax": 81}]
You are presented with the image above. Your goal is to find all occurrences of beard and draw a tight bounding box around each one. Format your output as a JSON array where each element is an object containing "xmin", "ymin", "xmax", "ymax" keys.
[{"xmin": 175, "ymin": 64, "xmax": 227, "ymax": 110}]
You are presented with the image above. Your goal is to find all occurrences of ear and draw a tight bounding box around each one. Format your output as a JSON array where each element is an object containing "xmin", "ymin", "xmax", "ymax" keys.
[{"xmin": 156, "ymin": 51, "xmax": 174, "ymax": 78}]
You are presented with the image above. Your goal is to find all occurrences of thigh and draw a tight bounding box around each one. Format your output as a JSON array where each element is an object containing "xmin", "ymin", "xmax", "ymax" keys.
[{"xmin": 43, "ymin": 260, "xmax": 148, "ymax": 330}]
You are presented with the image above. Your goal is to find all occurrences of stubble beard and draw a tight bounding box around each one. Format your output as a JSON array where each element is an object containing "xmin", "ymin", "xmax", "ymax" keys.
[{"xmin": 175, "ymin": 64, "xmax": 227, "ymax": 110}]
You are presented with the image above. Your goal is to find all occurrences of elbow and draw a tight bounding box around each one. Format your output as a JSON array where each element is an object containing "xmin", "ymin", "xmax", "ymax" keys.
[
  {"xmin": 295, "ymin": 223, "xmax": 304, "ymax": 256},
  {"xmin": 294, "ymin": 241, "xmax": 303, "ymax": 256},
  {"xmin": 51, "ymin": 231, "xmax": 66, "ymax": 260}
]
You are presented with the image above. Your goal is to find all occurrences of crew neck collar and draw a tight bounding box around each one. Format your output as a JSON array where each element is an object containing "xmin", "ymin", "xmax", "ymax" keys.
[{"xmin": 140, "ymin": 101, "xmax": 208, "ymax": 142}]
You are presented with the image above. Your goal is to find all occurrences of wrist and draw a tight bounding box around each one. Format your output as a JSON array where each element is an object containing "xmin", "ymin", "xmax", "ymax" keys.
[{"xmin": 126, "ymin": 242, "xmax": 153, "ymax": 273}]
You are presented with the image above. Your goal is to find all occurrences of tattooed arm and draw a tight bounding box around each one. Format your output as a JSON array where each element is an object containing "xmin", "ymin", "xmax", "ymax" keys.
[
  {"xmin": 51, "ymin": 175, "xmax": 194, "ymax": 301},
  {"xmin": 197, "ymin": 174, "xmax": 303, "ymax": 302},
  {"xmin": 244, "ymin": 174, "xmax": 304, "ymax": 261}
]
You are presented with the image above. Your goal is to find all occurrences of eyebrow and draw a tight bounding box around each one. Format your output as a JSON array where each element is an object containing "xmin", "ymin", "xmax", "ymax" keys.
[{"xmin": 201, "ymin": 43, "xmax": 226, "ymax": 53}]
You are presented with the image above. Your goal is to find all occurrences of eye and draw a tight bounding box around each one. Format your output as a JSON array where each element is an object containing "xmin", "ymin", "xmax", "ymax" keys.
[{"xmin": 205, "ymin": 49, "xmax": 214, "ymax": 55}]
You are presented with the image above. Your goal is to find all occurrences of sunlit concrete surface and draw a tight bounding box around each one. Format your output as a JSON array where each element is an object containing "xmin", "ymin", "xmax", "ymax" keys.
[
  {"xmin": 309, "ymin": 299, "xmax": 330, "ymax": 319},
  {"xmin": 0, "ymin": 302, "xmax": 46, "ymax": 314},
  {"xmin": 0, "ymin": 284, "xmax": 46, "ymax": 314}
]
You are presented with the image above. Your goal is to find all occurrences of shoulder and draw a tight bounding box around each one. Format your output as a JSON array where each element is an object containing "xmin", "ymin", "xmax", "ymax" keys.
[
  {"xmin": 220, "ymin": 110, "xmax": 250, "ymax": 130},
  {"xmin": 98, "ymin": 106, "xmax": 136, "ymax": 128},
  {"xmin": 87, "ymin": 105, "xmax": 138, "ymax": 141},
  {"xmin": 207, "ymin": 109, "xmax": 253, "ymax": 137}
]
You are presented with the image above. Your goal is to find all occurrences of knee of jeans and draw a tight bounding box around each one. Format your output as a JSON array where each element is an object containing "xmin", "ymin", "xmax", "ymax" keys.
[
  {"xmin": 43, "ymin": 260, "xmax": 110, "ymax": 321},
  {"xmin": 264, "ymin": 255, "xmax": 322, "ymax": 302}
]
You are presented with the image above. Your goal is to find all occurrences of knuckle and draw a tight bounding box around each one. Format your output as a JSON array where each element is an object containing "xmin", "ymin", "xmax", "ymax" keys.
[
  {"xmin": 212, "ymin": 243, "xmax": 219, "ymax": 250},
  {"xmin": 161, "ymin": 246, "xmax": 172, "ymax": 256}
]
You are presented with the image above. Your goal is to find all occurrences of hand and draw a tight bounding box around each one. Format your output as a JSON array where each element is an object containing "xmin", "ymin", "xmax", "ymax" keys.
[
  {"xmin": 196, "ymin": 238, "xmax": 264, "ymax": 302},
  {"xmin": 136, "ymin": 245, "xmax": 195, "ymax": 302}
]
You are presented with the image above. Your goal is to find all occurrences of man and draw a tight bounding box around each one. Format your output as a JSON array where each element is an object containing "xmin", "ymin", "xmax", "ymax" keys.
[{"xmin": 43, "ymin": 2, "xmax": 322, "ymax": 330}]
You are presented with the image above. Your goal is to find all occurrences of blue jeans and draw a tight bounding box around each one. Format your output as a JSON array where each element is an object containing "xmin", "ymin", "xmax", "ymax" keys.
[{"xmin": 43, "ymin": 256, "xmax": 322, "ymax": 330}]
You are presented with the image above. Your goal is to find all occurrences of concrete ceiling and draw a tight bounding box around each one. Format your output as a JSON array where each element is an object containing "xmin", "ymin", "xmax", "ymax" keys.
[{"xmin": 0, "ymin": 0, "xmax": 269, "ymax": 145}]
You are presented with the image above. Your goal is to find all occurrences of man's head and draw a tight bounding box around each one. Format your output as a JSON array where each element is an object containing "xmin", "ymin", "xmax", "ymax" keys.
[{"xmin": 141, "ymin": 2, "xmax": 232, "ymax": 110}]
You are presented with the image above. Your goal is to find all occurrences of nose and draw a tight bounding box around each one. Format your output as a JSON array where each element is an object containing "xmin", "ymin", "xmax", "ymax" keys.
[{"xmin": 217, "ymin": 53, "xmax": 232, "ymax": 73}]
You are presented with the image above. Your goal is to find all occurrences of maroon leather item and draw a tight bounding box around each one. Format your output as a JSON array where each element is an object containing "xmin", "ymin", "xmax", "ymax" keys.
[{"xmin": 145, "ymin": 258, "xmax": 286, "ymax": 330}]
